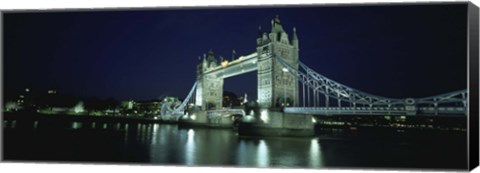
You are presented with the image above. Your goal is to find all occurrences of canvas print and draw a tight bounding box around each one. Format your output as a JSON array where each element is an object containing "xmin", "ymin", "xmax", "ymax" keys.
[{"xmin": 2, "ymin": 2, "xmax": 477, "ymax": 171}]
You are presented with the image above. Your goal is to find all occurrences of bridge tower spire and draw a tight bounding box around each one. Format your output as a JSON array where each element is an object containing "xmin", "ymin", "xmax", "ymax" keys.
[{"xmin": 257, "ymin": 16, "xmax": 299, "ymax": 108}]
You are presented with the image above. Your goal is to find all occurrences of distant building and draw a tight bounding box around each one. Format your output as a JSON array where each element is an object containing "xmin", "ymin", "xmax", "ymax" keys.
[
  {"xmin": 47, "ymin": 89, "xmax": 57, "ymax": 94},
  {"xmin": 222, "ymin": 91, "xmax": 242, "ymax": 108},
  {"xmin": 121, "ymin": 100, "xmax": 134, "ymax": 110},
  {"xmin": 134, "ymin": 100, "xmax": 162, "ymax": 116},
  {"xmin": 4, "ymin": 101, "xmax": 21, "ymax": 112}
]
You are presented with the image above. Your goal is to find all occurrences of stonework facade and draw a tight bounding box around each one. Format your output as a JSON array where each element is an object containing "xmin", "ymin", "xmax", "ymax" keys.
[
  {"xmin": 196, "ymin": 50, "xmax": 224, "ymax": 110},
  {"xmin": 257, "ymin": 16, "xmax": 299, "ymax": 108}
]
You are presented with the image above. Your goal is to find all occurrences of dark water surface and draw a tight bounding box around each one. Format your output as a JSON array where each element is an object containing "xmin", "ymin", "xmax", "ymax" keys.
[{"xmin": 3, "ymin": 119, "xmax": 467, "ymax": 170}]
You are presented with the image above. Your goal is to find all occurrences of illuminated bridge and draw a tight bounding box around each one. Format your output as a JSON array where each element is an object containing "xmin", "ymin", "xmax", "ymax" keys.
[{"xmin": 163, "ymin": 16, "xmax": 467, "ymax": 119}]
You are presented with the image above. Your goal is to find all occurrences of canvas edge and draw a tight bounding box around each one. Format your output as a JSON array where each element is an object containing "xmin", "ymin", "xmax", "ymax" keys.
[
  {"xmin": 468, "ymin": 1, "xmax": 480, "ymax": 171},
  {"xmin": 0, "ymin": 1, "xmax": 476, "ymax": 172}
]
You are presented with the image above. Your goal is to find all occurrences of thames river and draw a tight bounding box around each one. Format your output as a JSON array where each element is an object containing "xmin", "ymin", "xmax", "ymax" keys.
[{"xmin": 3, "ymin": 119, "xmax": 467, "ymax": 170}]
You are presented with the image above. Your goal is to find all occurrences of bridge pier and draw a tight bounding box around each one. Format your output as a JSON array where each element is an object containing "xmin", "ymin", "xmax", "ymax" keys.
[
  {"xmin": 178, "ymin": 108, "xmax": 237, "ymax": 128},
  {"xmin": 237, "ymin": 109, "xmax": 315, "ymax": 137}
]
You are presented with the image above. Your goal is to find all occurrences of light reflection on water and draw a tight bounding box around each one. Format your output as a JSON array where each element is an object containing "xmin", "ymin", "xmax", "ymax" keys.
[
  {"xmin": 33, "ymin": 121, "xmax": 39, "ymax": 128},
  {"xmin": 185, "ymin": 129, "xmax": 195, "ymax": 165},
  {"xmin": 3, "ymin": 121, "xmax": 325, "ymax": 167},
  {"xmin": 127, "ymin": 124, "xmax": 325, "ymax": 167},
  {"xmin": 257, "ymin": 140, "xmax": 270, "ymax": 167},
  {"xmin": 309, "ymin": 139, "xmax": 323, "ymax": 167},
  {"xmin": 3, "ymin": 121, "xmax": 467, "ymax": 169},
  {"xmin": 71, "ymin": 122, "xmax": 82, "ymax": 129}
]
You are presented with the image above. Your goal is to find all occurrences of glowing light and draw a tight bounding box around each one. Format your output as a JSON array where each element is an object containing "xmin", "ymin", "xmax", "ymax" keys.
[
  {"xmin": 5, "ymin": 101, "xmax": 20, "ymax": 111},
  {"xmin": 190, "ymin": 114, "xmax": 196, "ymax": 120},
  {"xmin": 221, "ymin": 60, "xmax": 229, "ymax": 67},
  {"xmin": 260, "ymin": 110, "xmax": 269, "ymax": 122},
  {"xmin": 242, "ymin": 115, "xmax": 255, "ymax": 122},
  {"xmin": 25, "ymin": 88, "xmax": 30, "ymax": 92},
  {"xmin": 282, "ymin": 68, "xmax": 289, "ymax": 72},
  {"xmin": 73, "ymin": 102, "xmax": 84, "ymax": 113},
  {"xmin": 311, "ymin": 117, "xmax": 316, "ymax": 123}
]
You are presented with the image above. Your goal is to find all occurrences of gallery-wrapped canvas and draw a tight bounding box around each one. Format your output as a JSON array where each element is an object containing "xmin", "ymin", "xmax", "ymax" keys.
[{"xmin": 1, "ymin": 1, "xmax": 479, "ymax": 172}]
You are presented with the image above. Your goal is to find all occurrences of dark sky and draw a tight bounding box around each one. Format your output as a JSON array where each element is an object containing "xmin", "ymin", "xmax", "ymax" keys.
[{"xmin": 4, "ymin": 3, "xmax": 467, "ymax": 101}]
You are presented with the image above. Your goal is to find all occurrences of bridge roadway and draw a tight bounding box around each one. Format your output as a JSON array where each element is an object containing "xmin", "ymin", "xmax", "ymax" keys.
[
  {"xmin": 203, "ymin": 53, "xmax": 258, "ymax": 79},
  {"xmin": 198, "ymin": 106, "xmax": 466, "ymax": 118},
  {"xmin": 284, "ymin": 106, "xmax": 466, "ymax": 116}
]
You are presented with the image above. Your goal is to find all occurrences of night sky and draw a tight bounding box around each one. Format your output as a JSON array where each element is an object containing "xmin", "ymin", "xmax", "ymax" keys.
[{"xmin": 4, "ymin": 3, "xmax": 467, "ymax": 101}]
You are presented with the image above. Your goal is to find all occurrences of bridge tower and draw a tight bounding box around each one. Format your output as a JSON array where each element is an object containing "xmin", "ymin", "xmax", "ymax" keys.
[
  {"xmin": 257, "ymin": 16, "xmax": 299, "ymax": 108},
  {"xmin": 195, "ymin": 50, "xmax": 224, "ymax": 110}
]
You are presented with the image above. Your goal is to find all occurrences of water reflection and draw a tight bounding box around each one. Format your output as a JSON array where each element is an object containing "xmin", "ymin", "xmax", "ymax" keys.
[
  {"xmin": 71, "ymin": 122, "xmax": 82, "ymax": 129},
  {"xmin": 257, "ymin": 140, "xmax": 270, "ymax": 167},
  {"xmin": 3, "ymin": 120, "xmax": 323, "ymax": 167},
  {"xmin": 236, "ymin": 140, "xmax": 261, "ymax": 166},
  {"xmin": 3, "ymin": 121, "xmax": 466, "ymax": 169},
  {"xmin": 309, "ymin": 138, "xmax": 323, "ymax": 167},
  {"xmin": 185, "ymin": 129, "xmax": 195, "ymax": 165},
  {"xmin": 33, "ymin": 121, "xmax": 38, "ymax": 128}
]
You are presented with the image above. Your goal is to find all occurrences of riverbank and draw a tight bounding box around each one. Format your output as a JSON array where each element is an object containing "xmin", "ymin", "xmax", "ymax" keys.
[{"xmin": 2, "ymin": 112, "xmax": 177, "ymax": 125}]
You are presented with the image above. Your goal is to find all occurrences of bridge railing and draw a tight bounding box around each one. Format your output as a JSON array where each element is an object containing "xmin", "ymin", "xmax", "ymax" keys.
[{"xmin": 285, "ymin": 106, "xmax": 466, "ymax": 116}]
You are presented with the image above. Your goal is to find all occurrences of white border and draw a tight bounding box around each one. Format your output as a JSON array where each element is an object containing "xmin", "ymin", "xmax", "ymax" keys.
[{"xmin": 0, "ymin": 0, "xmax": 473, "ymax": 10}]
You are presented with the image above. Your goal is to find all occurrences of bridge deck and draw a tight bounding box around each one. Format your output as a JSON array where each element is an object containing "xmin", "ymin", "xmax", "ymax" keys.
[{"xmin": 284, "ymin": 107, "xmax": 466, "ymax": 116}]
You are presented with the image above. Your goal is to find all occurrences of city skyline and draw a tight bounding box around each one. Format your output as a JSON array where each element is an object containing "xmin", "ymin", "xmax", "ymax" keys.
[{"xmin": 4, "ymin": 4, "xmax": 467, "ymax": 101}]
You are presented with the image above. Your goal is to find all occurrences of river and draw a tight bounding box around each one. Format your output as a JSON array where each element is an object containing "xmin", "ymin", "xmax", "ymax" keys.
[{"xmin": 3, "ymin": 119, "xmax": 467, "ymax": 170}]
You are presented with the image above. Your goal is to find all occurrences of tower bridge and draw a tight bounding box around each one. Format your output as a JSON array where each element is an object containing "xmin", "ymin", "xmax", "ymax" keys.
[{"xmin": 163, "ymin": 16, "xmax": 467, "ymax": 135}]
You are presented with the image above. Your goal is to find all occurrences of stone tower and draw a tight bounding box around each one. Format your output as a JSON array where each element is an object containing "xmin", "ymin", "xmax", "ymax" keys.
[
  {"xmin": 257, "ymin": 16, "xmax": 299, "ymax": 108},
  {"xmin": 195, "ymin": 50, "xmax": 224, "ymax": 110}
]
